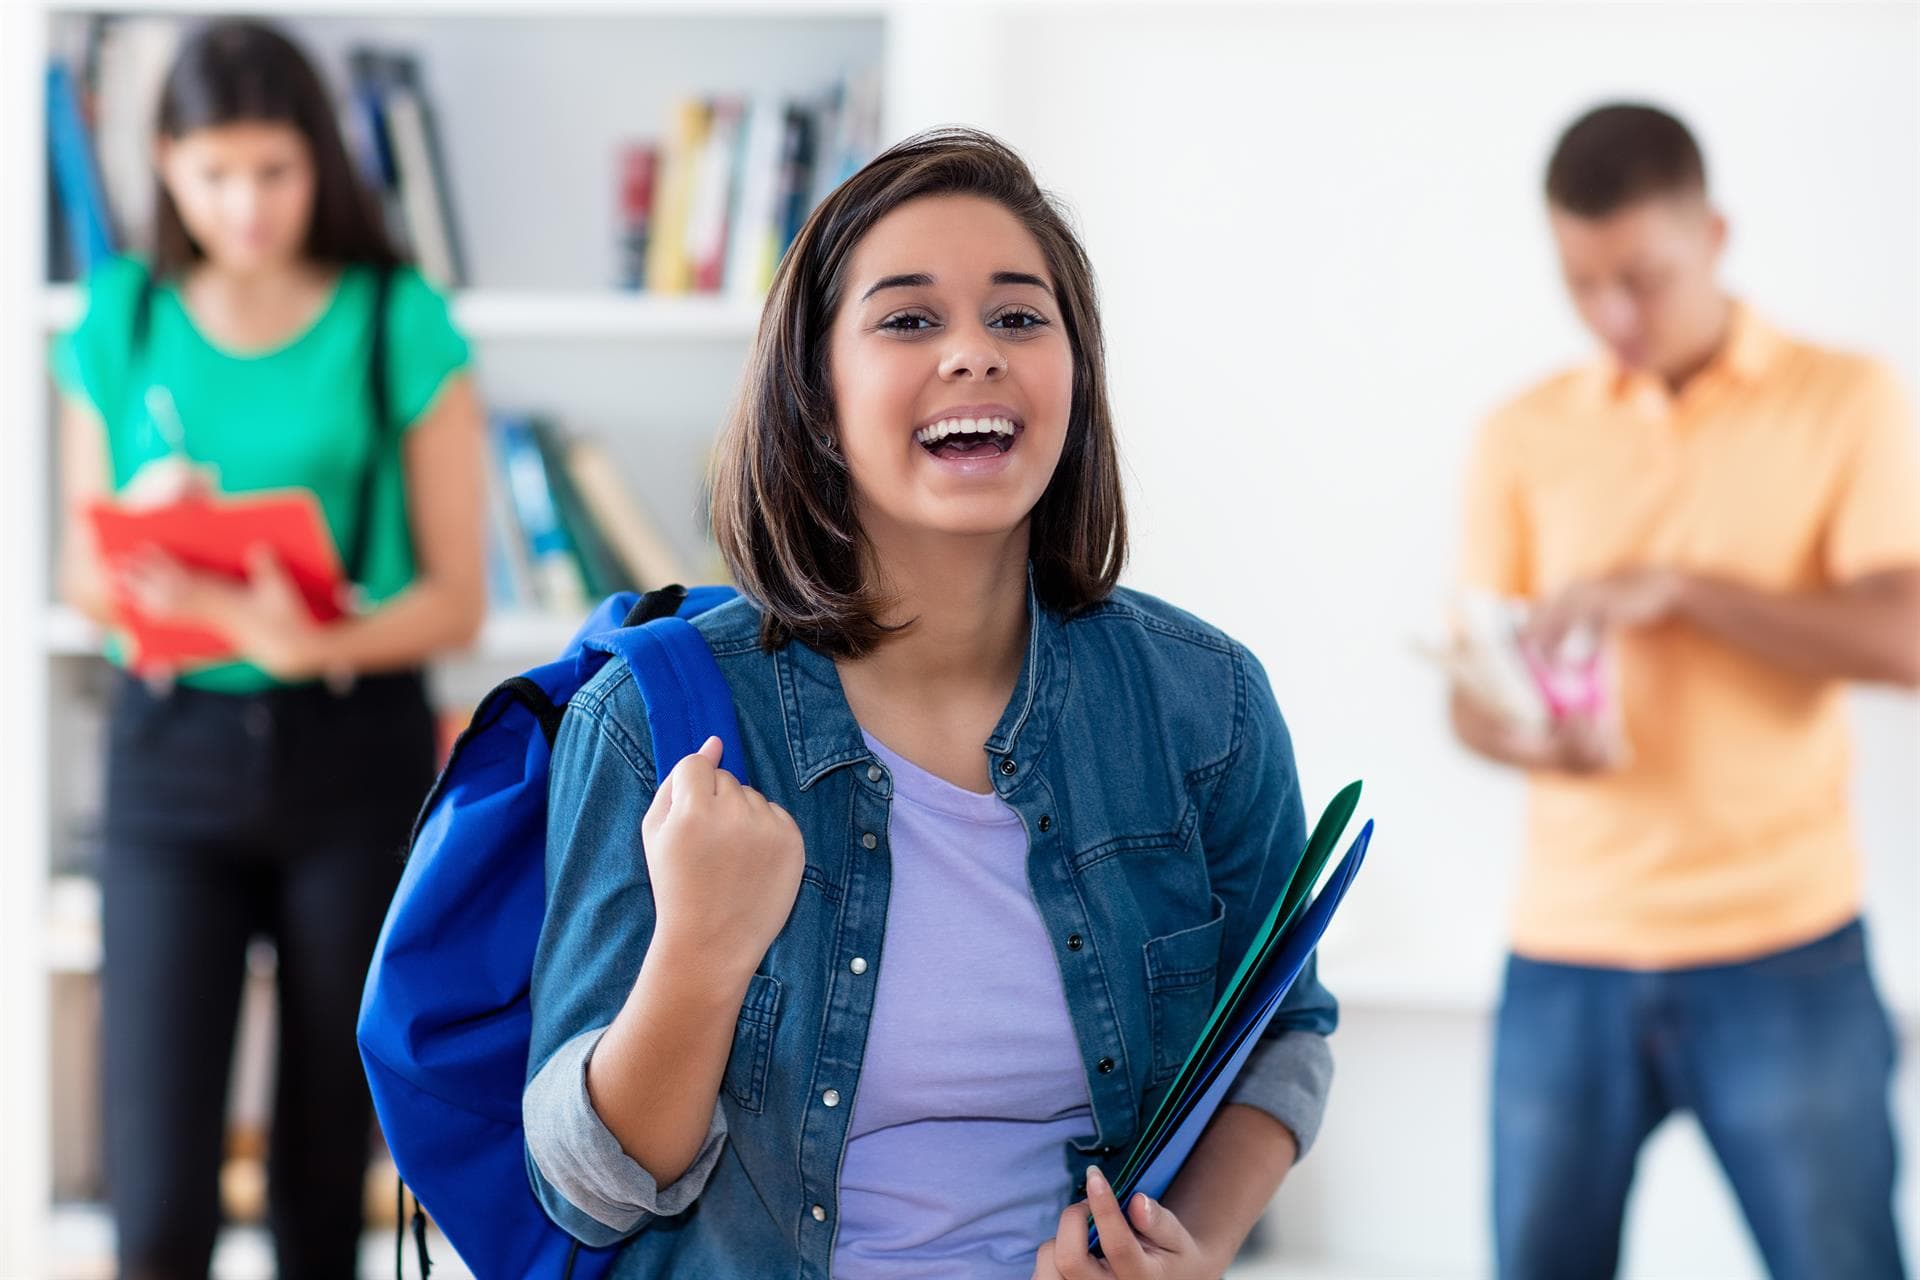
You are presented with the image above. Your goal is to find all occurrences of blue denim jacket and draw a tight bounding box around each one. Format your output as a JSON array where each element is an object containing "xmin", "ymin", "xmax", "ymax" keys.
[{"xmin": 523, "ymin": 580, "xmax": 1339, "ymax": 1278}]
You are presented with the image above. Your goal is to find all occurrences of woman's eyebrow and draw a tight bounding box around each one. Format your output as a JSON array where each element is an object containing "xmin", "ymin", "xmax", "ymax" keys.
[
  {"xmin": 861, "ymin": 272, "xmax": 934, "ymax": 302},
  {"xmin": 991, "ymin": 271, "xmax": 1053, "ymax": 295},
  {"xmin": 859, "ymin": 270, "xmax": 1055, "ymax": 302}
]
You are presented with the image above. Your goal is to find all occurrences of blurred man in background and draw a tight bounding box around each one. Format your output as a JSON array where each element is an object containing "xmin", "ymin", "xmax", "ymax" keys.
[{"xmin": 1449, "ymin": 103, "xmax": 1919, "ymax": 1280}]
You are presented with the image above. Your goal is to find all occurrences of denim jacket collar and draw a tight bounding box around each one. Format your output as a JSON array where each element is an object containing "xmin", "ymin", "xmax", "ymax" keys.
[{"xmin": 771, "ymin": 563, "xmax": 1069, "ymax": 792}]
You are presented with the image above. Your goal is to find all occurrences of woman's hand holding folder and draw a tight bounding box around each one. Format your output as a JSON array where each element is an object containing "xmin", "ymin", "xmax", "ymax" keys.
[
  {"xmin": 93, "ymin": 457, "xmax": 353, "ymax": 679},
  {"xmin": 119, "ymin": 454, "xmax": 216, "ymax": 509},
  {"xmin": 1032, "ymin": 1164, "xmax": 1213, "ymax": 1280},
  {"xmin": 118, "ymin": 541, "xmax": 328, "ymax": 679}
]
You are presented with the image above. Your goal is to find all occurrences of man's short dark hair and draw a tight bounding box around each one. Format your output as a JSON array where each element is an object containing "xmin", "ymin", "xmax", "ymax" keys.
[{"xmin": 1546, "ymin": 103, "xmax": 1707, "ymax": 218}]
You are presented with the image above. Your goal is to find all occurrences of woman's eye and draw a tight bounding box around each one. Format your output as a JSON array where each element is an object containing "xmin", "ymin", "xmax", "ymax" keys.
[
  {"xmin": 879, "ymin": 313, "xmax": 935, "ymax": 333},
  {"xmin": 993, "ymin": 309, "xmax": 1049, "ymax": 332}
]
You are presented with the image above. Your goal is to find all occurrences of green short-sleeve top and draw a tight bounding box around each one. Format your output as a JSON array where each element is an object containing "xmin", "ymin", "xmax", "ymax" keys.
[{"xmin": 51, "ymin": 255, "xmax": 471, "ymax": 692}]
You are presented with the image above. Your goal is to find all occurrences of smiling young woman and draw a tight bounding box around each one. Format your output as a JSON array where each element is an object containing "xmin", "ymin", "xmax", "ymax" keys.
[{"xmin": 524, "ymin": 129, "xmax": 1335, "ymax": 1280}]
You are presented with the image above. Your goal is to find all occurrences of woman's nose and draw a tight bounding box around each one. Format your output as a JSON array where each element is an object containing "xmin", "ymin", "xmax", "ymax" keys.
[{"xmin": 938, "ymin": 324, "xmax": 1006, "ymax": 381}]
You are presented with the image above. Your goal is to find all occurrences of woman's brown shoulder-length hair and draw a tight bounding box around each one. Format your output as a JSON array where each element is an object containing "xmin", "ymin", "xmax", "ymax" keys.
[{"xmin": 709, "ymin": 127, "xmax": 1127, "ymax": 657}]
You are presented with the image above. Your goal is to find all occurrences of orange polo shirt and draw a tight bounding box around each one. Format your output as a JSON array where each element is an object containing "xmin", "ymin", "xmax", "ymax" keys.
[{"xmin": 1462, "ymin": 303, "xmax": 1920, "ymax": 969}]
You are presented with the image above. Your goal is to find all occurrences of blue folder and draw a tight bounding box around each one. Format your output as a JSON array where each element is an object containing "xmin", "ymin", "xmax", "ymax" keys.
[{"xmin": 1089, "ymin": 796, "xmax": 1374, "ymax": 1253}]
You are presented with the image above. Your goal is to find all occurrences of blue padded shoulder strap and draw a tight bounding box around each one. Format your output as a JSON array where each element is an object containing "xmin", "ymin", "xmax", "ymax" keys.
[{"xmin": 585, "ymin": 616, "xmax": 749, "ymax": 788}]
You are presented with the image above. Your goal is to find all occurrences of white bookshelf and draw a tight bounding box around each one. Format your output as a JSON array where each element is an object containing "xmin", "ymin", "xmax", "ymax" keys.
[
  {"xmin": 2, "ymin": 2, "xmax": 932, "ymax": 1273},
  {"xmin": 42, "ymin": 282, "xmax": 767, "ymax": 341}
]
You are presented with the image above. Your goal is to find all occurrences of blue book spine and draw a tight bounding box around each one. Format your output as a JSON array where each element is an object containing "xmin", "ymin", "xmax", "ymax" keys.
[
  {"xmin": 494, "ymin": 414, "xmax": 568, "ymax": 559},
  {"xmin": 45, "ymin": 62, "xmax": 115, "ymax": 274},
  {"xmin": 492, "ymin": 413, "xmax": 587, "ymax": 611}
]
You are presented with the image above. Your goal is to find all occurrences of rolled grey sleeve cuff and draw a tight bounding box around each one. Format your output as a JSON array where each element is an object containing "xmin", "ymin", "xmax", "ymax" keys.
[
  {"xmin": 1225, "ymin": 1029, "xmax": 1333, "ymax": 1161},
  {"xmin": 524, "ymin": 1026, "xmax": 729, "ymax": 1232}
]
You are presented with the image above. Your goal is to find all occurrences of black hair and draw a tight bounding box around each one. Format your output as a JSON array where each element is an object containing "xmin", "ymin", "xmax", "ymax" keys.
[{"xmin": 1546, "ymin": 103, "xmax": 1707, "ymax": 218}]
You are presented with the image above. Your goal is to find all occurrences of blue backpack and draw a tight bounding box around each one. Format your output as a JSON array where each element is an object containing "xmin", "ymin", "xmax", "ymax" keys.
[{"xmin": 357, "ymin": 584, "xmax": 746, "ymax": 1279}]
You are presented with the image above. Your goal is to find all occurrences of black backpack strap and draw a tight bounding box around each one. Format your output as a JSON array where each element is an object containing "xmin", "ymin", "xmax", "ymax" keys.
[
  {"xmin": 130, "ymin": 266, "xmax": 157, "ymax": 357},
  {"xmin": 344, "ymin": 262, "xmax": 396, "ymax": 592},
  {"xmin": 622, "ymin": 584, "xmax": 689, "ymax": 627},
  {"xmin": 392, "ymin": 1177, "xmax": 432, "ymax": 1279},
  {"xmin": 125, "ymin": 266, "xmax": 159, "ymax": 440}
]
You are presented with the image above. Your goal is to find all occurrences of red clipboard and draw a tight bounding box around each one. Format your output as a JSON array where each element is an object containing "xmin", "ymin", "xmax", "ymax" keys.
[{"xmin": 87, "ymin": 490, "xmax": 348, "ymax": 673}]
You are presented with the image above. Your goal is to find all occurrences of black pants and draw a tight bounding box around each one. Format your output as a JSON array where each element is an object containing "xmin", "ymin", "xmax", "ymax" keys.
[{"xmin": 100, "ymin": 669, "xmax": 437, "ymax": 1280}]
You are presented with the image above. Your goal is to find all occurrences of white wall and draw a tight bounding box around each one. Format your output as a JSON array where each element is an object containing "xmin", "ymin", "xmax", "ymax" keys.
[{"xmin": 892, "ymin": 2, "xmax": 1918, "ymax": 1274}]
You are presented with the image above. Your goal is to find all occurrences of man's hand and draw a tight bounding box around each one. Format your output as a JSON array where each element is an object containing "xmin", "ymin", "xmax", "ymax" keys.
[
  {"xmin": 1528, "ymin": 568, "xmax": 1686, "ymax": 656},
  {"xmin": 1545, "ymin": 708, "xmax": 1627, "ymax": 774},
  {"xmin": 1450, "ymin": 682, "xmax": 1625, "ymax": 776}
]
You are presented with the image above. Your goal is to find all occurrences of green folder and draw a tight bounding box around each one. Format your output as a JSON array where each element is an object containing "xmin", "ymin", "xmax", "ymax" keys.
[{"xmin": 1106, "ymin": 781, "xmax": 1362, "ymax": 1196}]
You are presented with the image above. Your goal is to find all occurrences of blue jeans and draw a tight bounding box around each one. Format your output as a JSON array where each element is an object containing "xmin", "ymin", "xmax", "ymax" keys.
[{"xmin": 1493, "ymin": 920, "xmax": 1905, "ymax": 1280}]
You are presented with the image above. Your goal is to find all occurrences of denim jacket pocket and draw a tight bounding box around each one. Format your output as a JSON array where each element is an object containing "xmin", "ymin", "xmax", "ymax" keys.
[
  {"xmin": 722, "ymin": 971, "xmax": 784, "ymax": 1115},
  {"xmin": 1142, "ymin": 893, "xmax": 1228, "ymax": 1087}
]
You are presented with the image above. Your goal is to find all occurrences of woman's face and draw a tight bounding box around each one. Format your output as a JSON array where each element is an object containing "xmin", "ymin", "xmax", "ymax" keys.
[
  {"xmin": 827, "ymin": 194, "xmax": 1074, "ymax": 552},
  {"xmin": 158, "ymin": 121, "xmax": 316, "ymax": 272}
]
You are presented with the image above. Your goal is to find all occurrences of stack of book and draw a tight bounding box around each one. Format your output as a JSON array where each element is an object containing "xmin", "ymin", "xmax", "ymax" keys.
[
  {"xmin": 345, "ymin": 45, "xmax": 467, "ymax": 287},
  {"xmin": 45, "ymin": 17, "xmax": 174, "ymax": 279},
  {"xmin": 618, "ymin": 68, "xmax": 883, "ymax": 297},
  {"xmin": 484, "ymin": 414, "xmax": 697, "ymax": 616}
]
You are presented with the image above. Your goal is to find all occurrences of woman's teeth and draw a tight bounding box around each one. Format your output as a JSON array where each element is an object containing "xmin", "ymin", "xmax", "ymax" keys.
[{"xmin": 913, "ymin": 416, "xmax": 1018, "ymax": 447}]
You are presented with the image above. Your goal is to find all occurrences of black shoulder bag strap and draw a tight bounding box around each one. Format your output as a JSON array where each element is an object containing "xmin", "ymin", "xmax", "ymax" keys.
[
  {"xmin": 130, "ymin": 267, "xmax": 157, "ymax": 359},
  {"xmin": 344, "ymin": 262, "xmax": 396, "ymax": 598}
]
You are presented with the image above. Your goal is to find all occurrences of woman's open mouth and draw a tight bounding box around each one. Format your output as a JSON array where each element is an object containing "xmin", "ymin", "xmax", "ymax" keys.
[{"xmin": 913, "ymin": 414, "xmax": 1021, "ymax": 461}]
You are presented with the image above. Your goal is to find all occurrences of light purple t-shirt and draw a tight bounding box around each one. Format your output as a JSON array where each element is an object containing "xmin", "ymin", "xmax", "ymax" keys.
[{"xmin": 832, "ymin": 730, "xmax": 1095, "ymax": 1278}]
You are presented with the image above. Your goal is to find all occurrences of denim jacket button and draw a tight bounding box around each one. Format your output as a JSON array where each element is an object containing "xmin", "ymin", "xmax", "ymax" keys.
[
  {"xmin": 999, "ymin": 758, "xmax": 1017, "ymax": 776},
  {"xmin": 860, "ymin": 832, "xmax": 878, "ymax": 850},
  {"xmin": 1097, "ymin": 1057, "xmax": 1115, "ymax": 1074},
  {"xmin": 822, "ymin": 1089, "xmax": 841, "ymax": 1107},
  {"xmin": 867, "ymin": 764, "xmax": 883, "ymax": 782},
  {"xmin": 850, "ymin": 957, "xmax": 868, "ymax": 975},
  {"xmin": 1067, "ymin": 933, "xmax": 1083, "ymax": 951},
  {"xmin": 1038, "ymin": 815, "xmax": 1052, "ymax": 833},
  {"xmin": 811, "ymin": 1204, "xmax": 828, "ymax": 1222}
]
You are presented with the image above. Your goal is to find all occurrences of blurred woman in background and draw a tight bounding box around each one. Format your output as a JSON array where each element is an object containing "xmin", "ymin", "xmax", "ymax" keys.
[{"xmin": 51, "ymin": 20, "xmax": 484, "ymax": 1278}]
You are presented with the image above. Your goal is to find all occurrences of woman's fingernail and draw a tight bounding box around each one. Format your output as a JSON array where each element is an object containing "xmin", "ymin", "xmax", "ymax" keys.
[{"xmin": 1086, "ymin": 1166, "xmax": 1106, "ymax": 1192}]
